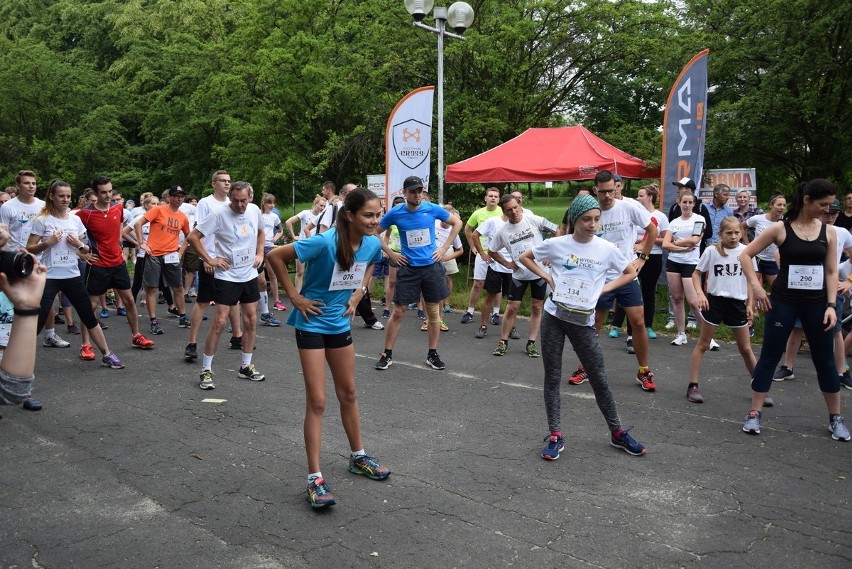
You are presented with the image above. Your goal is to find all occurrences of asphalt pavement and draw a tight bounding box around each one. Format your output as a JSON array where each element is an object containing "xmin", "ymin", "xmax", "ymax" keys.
[{"xmin": 1, "ymin": 302, "xmax": 850, "ymax": 568}]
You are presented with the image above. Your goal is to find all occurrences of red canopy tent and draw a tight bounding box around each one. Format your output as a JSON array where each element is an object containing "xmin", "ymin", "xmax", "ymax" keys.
[{"xmin": 445, "ymin": 126, "xmax": 659, "ymax": 183}]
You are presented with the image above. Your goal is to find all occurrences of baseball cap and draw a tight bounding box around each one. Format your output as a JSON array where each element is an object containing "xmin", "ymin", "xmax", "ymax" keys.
[
  {"xmin": 613, "ymin": 174, "xmax": 623, "ymax": 183},
  {"xmin": 672, "ymin": 177, "xmax": 697, "ymax": 191},
  {"xmin": 168, "ymin": 186, "xmax": 185, "ymax": 196},
  {"xmin": 403, "ymin": 176, "xmax": 424, "ymax": 192},
  {"xmin": 829, "ymin": 199, "xmax": 842, "ymax": 212}
]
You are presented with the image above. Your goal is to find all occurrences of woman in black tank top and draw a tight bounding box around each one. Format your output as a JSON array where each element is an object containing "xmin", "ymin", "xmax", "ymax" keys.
[{"xmin": 739, "ymin": 179, "xmax": 849, "ymax": 442}]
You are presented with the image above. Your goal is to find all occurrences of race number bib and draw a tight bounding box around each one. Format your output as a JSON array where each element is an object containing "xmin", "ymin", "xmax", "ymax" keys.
[
  {"xmin": 232, "ymin": 248, "xmax": 252, "ymax": 267},
  {"xmin": 0, "ymin": 323, "xmax": 10, "ymax": 346},
  {"xmin": 405, "ymin": 228, "xmax": 430, "ymax": 248},
  {"xmin": 329, "ymin": 262, "xmax": 367, "ymax": 291},
  {"xmin": 788, "ymin": 265, "xmax": 823, "ymax": 290},
  {"xmin": 50, "ymin": 247, "xmax": 75, "ymax": 266},
  {"xmin": 164, "ymin": 252, "xmax": 179, "ymax": 264},
  {"xmin": 552, "ymin": 276, "xmax": 595, "ymax": 308},
  {"xmin": 510, "ymin": 242, "xmax": 529, "ymax": 261}
]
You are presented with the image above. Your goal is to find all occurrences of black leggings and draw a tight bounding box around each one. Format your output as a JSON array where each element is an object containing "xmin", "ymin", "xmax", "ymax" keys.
[
  {"xmin": 38, "ymin": 276, "xmax": 99, "ymax": 333},
  {"xmin": 612, "ymin": 253, "xmax": 663, "ymax": 332}
]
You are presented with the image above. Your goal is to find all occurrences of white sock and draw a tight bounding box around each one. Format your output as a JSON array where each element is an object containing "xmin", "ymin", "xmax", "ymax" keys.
[
  {"xmin": 44, "ymin": 328, "xmax": 54, "ymax": 337},
  {"xmin": 466, "ymin": 307, "xmax": 474, "ymax": 314},
  {"xmin": 308, "ymin": 472, "xmax": 322, "ymax": 483},
  {"xmin": 259, "ymin": 291, "xmax": 269, "ymax": 314},
  {"xmin": 351, "ymin": 449, "xmax": 366, "ymax": 458},
  {"xmin": 241, "ymin": 352, "xmax": 252, "ymax": 367},
  {"xmin": 202, "ymin": 354, "xmax": 214, "ymax": 370},
  {"xmin": 492, "ymin": 307, "xmax": 500, "ymax": 315}
]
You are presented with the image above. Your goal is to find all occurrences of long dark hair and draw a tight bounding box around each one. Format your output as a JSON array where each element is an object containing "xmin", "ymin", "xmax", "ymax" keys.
[
  {"xmin": 786, "ymin": 178, "xmax": 836, "ymax": 221},
  {"xmin": 335, "ymin": 186, "xmax": 379, "ymax": 270}
]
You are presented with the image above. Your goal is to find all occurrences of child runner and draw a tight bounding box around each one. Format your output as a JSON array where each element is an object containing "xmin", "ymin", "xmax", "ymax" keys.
[
  {"xmin": 686, "ymin": 217, "xmax": 760, "ymax": 403},
  {"xmin": 518, "ymin": 194, "xmax": 648, "ymax": 460},
  {"xmin": 266, "ymin": 187, "xmax": 391, "ymax": 508}
]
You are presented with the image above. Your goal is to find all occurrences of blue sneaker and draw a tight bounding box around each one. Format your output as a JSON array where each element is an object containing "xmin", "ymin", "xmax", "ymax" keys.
[
  {"xmin": 460, "ymin": 312, "xmax": 473, "ymax": 324},
  {"xmin": 101, "ymin": 352, "xmax": 125, "ymax": 369},
  {"xmin": 348, "ymin": 454, "xmax": 391, "ymax": 480},
  {"xmin": 100, "ymin": 308, "xmax": 109, "ymax": 318},
  {"xmin": 742, "ymin": 410, "xmax": 761, "ymax": 435},
  {"xmin": 416, "ymin": 310, "xmax": 426, "ymax": 320},
  {"xmin": 646, "ymin": 327, "xmax": 657, "ymax": 339},
  {"xmin": 490, "ymin": 313, "xmax": 500, "ymax": 326},
  {"xmin": 610, "ymin": 427, "xmax": 647, "ymax": 455},
  {"xmin": 116, "ymin": 307, "xmax": 127, "ymax": 317},
  {"xmin": 178, "ymin": 315, "xmax": 191, "ymax": 328},
  {"xmin": 306, "ymin": 477, "xmax": 336, "ymax": 508},
  {"xmin": 150, "ymin": 319, "xmax": 163, "ymax": 335},
  {"xmin": 541, "ymin": 434, "xmax": 565, "ymax": 460},
  {"xmin": 381, "ymin": 309, "xmax": 390, "ymax": 319},
  {"xmin": 260, "ymin": 313, "xmax": 281, "ymax": 327},
  {"xmin": 608, "ymin": 326, "xmax": 619, "ymax": 338}
]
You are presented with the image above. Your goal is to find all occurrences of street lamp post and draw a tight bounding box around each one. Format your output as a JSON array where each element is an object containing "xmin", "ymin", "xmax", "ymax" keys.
[{"xmin": 404, "ymin": 1, "xmax": 475, "ymax": 206}]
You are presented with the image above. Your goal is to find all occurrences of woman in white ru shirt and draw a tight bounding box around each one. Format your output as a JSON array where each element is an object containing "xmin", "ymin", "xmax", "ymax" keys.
[
  {"xmin": 663, "ymin": 191, "xmax": 705, "ymax": 346},
  {"xmin": 26, "ymin": 180, "xmax": 123, "ymax": 368}
]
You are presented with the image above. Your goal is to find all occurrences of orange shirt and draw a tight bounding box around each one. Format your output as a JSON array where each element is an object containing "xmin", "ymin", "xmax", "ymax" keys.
[{"xmin": 143, "ymin": 205, "xmax": 189, "ymax": 256}]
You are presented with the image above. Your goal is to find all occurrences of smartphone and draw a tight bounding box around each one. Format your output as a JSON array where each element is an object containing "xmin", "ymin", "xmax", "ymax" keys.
[{"xmin": 692, "ymin": 220, "xmax": 705, "ymax": 237}]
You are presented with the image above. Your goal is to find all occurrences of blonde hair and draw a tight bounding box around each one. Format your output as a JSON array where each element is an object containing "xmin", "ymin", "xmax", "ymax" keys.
[{"xmin": 715, "ymin": 216, "xmax": 740, "ymax": 257}]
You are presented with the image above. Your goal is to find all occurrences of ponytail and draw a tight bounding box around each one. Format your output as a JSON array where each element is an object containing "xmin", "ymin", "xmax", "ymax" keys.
[{"xmin": 786, "ymin": 179, "xmax": 836, "ymax": 221}]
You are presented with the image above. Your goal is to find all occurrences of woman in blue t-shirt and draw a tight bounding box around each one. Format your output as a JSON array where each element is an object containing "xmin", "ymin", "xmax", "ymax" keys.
[{"xmin": 267, "ymin": 187, "xmax": 391, "ymax": 509}]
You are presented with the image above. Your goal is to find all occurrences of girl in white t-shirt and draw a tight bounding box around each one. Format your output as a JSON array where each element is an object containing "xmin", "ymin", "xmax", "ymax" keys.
[
  {"xmin": 743, "ymin": 193, "xmax": 785, "ymax": 288},
  {"xmin": 687, "ymin": 217, "xmax": 757, "ymax": 403},
  {"xmin": 259, "ymin": 193, "xmax": 286, "ymax": 314},
  {"xmin": 285, "ymin": 195, "xmax": 327, "ymax": 291},
  {"xmin": 663, "ymin": 191, "xmax": 705, "ymax": 345}
]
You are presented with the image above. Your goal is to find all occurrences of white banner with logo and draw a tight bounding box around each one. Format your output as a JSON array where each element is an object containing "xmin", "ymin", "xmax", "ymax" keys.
[
  {"xmin": 385, "ymin": 86, "xmax": 434, "ymax": 205},
  {"xmin": 700, "ymin": 168, "xmax": 757, "ymax": 208}
]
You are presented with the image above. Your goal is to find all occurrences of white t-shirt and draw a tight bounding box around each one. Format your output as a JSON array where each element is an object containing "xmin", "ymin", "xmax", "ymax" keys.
[
  {"xmin": 131, "ymin": 211, "xmax": 150, "ymax": 258},
  {"xmin": 639, "ymin": 210, "xmax": 669, "ymax": 255},
  {"xmin": 532, "ymin": 235, "xmax": 629, "ymax": 326},
  {"xmin": 195, "ymin": 195, "xmax": 230, "ymax": 251},
  {"xmin": 0, "ymin": 197, "xmax": 45, "ymax": 251},
  {"xmin": 746, "ymin": 214, "xmax": 782, "ymax": 262},
  {"xmin": 833, "ymin": 225, "xmax": 852, "ymax": 264},
  {"xmin": 597, "ymin": 199, "xmax": 652, "ymax": 280},
  {"xmin": 490, "ymin": 214, "xmax": 558, "ymax": 280},
  {"xmin": 261, "ymin": 212, "xmax": 281, "ymax": 248},
  {"xmin": 434, "ymin": 219, "xmax": 462, "ymax": 251},
  {"xmin": 317, "ymin": 200, "xmax": 341, "ymax": 232},
  {"xmin": 668, "ymin": 214, "xmax": 703, "ymax": 264},
  {"xmin": 29, "ymin": 214, "xmax": 87, "ymax": 279},
  {"xmin": 179, "ymin": 203, "xmax": 197, "ymax": 242},
  {"xmin": 196, "ymin": 203, "xmax": 263, "ymax": 283},
  {"xmin": 293, "ymin": 209, "xmax": 315, "ymax": 240},
  {"xmin": 476, "ymin": 216, "xmax": 513, "ymax": 274},
  {"xmin": 696, "ymin": 243, "xmax": 751, "ymax": 300}
]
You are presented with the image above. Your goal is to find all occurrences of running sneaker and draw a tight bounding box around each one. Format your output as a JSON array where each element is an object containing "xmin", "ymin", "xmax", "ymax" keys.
[
  {"xmin": 381, "ymin": 309, "xmax": 390, "ymax": 319},
  {"xmin": 541, "ymin": 434, "xmax": 565, "ymax": 461},
  {"xmin": 100, "ymin": 308, "xmax": 110, "ymax": 318},
  {"xmin": 416, "ymin": 309, "xmax": 426, "ymax": 320},
  {"xmin": 493, "ymin": 341, "xmax": 508, "ymax": 356},
  {"xmin": 150, "ymin": 319, "xmax": 163, "ymax": 335},
  {"xmin": 184, "ymin": 343, "xmax": 197, "ymax": 361},
  {"xmin": 66, "ymin": 323, "xmax": 80, "ymax": 335},
  {"xmin": 475, "ymin": 325, "xmax": 487, "ymax": 338},
  {"xmin": 273, "ymin": 300, "xmax": 287, "ymax": 311},
  {"xmin": 568, "ymin": 365, "xmax": 587, "ymax": 385},
  {"xmin": 748, "ymin": 325, "xmax": 755, "ymax": 337},
  {"xmin": 178, "ymin": 315, "xmax": 191, "ymax": 328},
  {"xmin": 54, "ymin": 313, "xmax": 64, "ymax": 325},
  {"xmin": 460, "ymin": 312, "xmax": 473, "ymax": 324},
  {"xmin": 626, "ymin": 337, "xmax": 634, "ymax": 354},
  {"xmin": 829, "ymin": 416, "xmax": 850, "ymax": 441},
  {"xmin": 167, "ymin": 306, "xmax": 180, "ymax": 317},
  {"xmin": 367, "ymin": 321, "xmax": 384, "ymax": 330},
  {"xmin": 840, "ymin": 371, "xmax": 852, "ymax": 390},
  {"xmin": 687, "ymin": 319, "xmax": 697, "ymax": 329},
  {"xmin": 426, "ymin": 352, "xmax": 446, "ymax": 370},
  {"xmin": 509, "ymin": 327, "xmax": 521, "ymax": 340},
  {"xmin": 742, "ymin": 410, "xmax": 761, "ymax": 435},
  {"xmin": 229, "ymin": 336, "xmax": 242, "ymax": 350},
  {"xmin": 687, "ymin": 384, "xmax": 704, "ymax": 403},
  {"xmin": 610, "ymin": 427, "xmax": 647, "ymax": 456},
  {"xmin": 116, "ymin": 307, "xmax": 127, "ymax": 317},
  {"xmin": 636, "ymin": 369, "xmax": 657, "ymax": 392},
  {"xmin": 671, "ymin": 332, "xmax": 688, "ymax": 346},
  {"xmin": 525, "ymin": 342, "xmax": 541, "ymax": 358},
  {"xmin": 80, "ymin": 343, "xmax": 96, "ymax": 361},
  {"xmin": 101, "ymin": 353, "xmax": 125, "ymax": 369},
  {"xmin": 709, "ymin": 339, "xmax": 720, "ymax": 351},
  {"xmin": 491, "ymin": 313, "xmax": 501, "ymax": 326},
  {"xmin": 407, "ymin": 303, "xmax": 417, "ymax": 310},
  {"xmin": 199, "ymin": 370, "xmax": 215, "ymax": 390},
  {"xmin": 22, "ymin": 398, "xmax": 42, "ymax": 411},
  {"xmin": 773, "ymin": 366, "xmax": 794, "ymax": 381},
  {"xmin": 306, "ymin": 477, "xmax": 335, "ymax": 508},
  {"xmin": 188, "ymin": 287, "xmax": 198, "ymax": 297},
  {"xmin": 440, "ymin": 321, "xmax": 449, "ymax": 332},
  {"xmin": 764, "ymin": 396, "xmax": 774, "ymax": 407},
  {"xmin": 238, "ymin": 364, "xmax": 266, "ymax": 381},
  {"xmin": 43, "ymin": 332, "xmax": 70, "ymax": 348},
  {"xmin": 608, "ymin": 327, "xmax": 619, "ymax": 338},
  {"xmin": 665, "ymin": 319, "xmax": 675, "ymax": 330},
  {"xmin": 443, "ymin": 305, "xmax": 453, "ymax": 314},
  {"xmin": 646, "ymin": 327, "xmax": 657, "ymax": 340},
  {"xmin": 99, "ymin": 320, "xmax": 109, "ymax": 330},
  {"xmin": 348, "ymin": 454, "xmax": 391, "ymax": 480},
  {"xmin": 420, "ymin": 321, "xmax": 429, "ymax": 331},
  {"xmin": 132, "ymin": 333, "xmax": 155, "ymax": 349},
  {"xmin": 260, "ymin": 313, "xmax": 281, "ymax": 327},
  {"xmin": 375, "ymin": 352, "xmax": 392, "ymax": 370}
]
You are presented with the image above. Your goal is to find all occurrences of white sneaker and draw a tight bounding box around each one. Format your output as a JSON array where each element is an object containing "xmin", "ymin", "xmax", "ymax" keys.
[
  {"xmin": 687, "ymin": 320, "xmax": 697, "ymax": 329},
  {"xmin": 368, "ymin": 321, "xmax": 384, "ymax": 330},
  {"xmin": 43, "ymin": 332, "xmax": 71, "ymax": 348},
  {"xmin": 709, "ymin": 339, "xmax": 720, "ymax": 351},
  {"xmin": 671, "ymin": 332, "xmax": 688, "ymax": 346},
  {"xmin": 665, "ymin": 319, "xmax": 675, "ymax": 330}
]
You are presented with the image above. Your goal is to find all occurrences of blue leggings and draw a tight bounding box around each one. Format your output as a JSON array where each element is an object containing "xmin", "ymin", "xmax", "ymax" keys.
[{"xmin": 752, "ymin": 297, "xmax": 839, "ymax": 393}]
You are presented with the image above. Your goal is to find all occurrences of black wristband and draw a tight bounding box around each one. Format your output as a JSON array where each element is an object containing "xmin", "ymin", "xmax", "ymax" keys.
[
  {"xmin": 13, "ymin": 307, "xmax": 40, "ymax": 317},
  {"xmin": 827, "ymin": 302, "xmax": 837, "ymax": 309}
]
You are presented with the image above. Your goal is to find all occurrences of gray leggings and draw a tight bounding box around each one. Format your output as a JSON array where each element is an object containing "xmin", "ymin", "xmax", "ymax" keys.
[{"xmin": 541, "ymin": 311, "xmax": 621, "ymax": 433}]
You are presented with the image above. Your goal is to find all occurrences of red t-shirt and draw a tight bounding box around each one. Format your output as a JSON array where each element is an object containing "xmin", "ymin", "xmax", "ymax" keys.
[{"xmin": 76, "ymin": 204, "xmax": 125, "ymax": 268}]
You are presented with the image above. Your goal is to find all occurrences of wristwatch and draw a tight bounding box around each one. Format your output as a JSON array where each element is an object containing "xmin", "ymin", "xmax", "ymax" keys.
[
  {"xmin": 636, "ymin": 252, "xmax": 650, "ymax": 261},
  {"xmin": 360, "ymin": 286, "xmax": 368, "ymax": 295}
]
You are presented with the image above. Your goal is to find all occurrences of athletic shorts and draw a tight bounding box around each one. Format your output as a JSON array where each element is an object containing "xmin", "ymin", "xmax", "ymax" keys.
[
  {"xmin": 85, "ymin": 263, "xmax": 132, "ymax": 296},
  {"xmin": 756, "ymin": 258, "xmax": 780, "ymax": 276},
  {"xmin": 142, "ymin": 254, "xmax": 182, "ymax": 289},
  {"xmin": 394, "ymin": 263, "xmax": 448, "ymax": 305},
  {"xmin": 372, "ymin": 259, "xmax": 390, "ymax": 278},
  {"xmin": 441, "ymin": 258, "xmax": 459, "ymax": 275},
  {"xmin": 197, "ymin": 266, "xmax": 215, "ymax": 303},
  {"xmin": 473, "ymin": 254, "xmax": 489, "ymax": 280},
  {"xmin": 597, "ymin": 278, "xmax": 643, "ymax": 309},
  {"xmin": 484, "ymin": 267, "xmax": 512, "ymax": 295},
  {"xmin": 507, "ymin": 277, "xmax": 548, "ymax": 302},
  {"xmin": 213, "ymin": 277, "xmax": 261, "ymax": 306},
  {"xmin": 181, "ymin": 243, "xmax": 200, "ymax": 273},
  {"xmin": 666, "ymin": 260, "xmax": 697, "ymax": 278},
  {"xmin": 295, "ymin": 329, "xmax": 352, "ymax": 350},
  {"xmin": 700, "ymin": 294, "xmax": 748, "ymax": 328}
]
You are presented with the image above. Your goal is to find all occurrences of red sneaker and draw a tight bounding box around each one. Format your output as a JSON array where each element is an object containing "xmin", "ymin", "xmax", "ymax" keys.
[
  {"xmin": 80, "ymin": 343, "xmax": 96, "ymax": 361},
  {"xmin": 132, "ymin": 333, "xmax": 154, "ymax": 349},
  {"xmin": 567, "ymin": 365, "xmax": 587, "ymax": 385},
  {"xmin": 637, "ymin": 369, "xmax": 657, "ymax": 392}
]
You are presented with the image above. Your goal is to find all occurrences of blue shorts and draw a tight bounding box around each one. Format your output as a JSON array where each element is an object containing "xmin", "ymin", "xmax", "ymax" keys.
[
  {"xmin": 372, "ymin": 259, "xmax": 389, "ymax": 278},
  {"xmin": 597, "ymin": 279, "xmax": 643, "ymax": 309},
  {"xmin": 757, "ymin": 258, "xmax": 780, "ymax": 276}
]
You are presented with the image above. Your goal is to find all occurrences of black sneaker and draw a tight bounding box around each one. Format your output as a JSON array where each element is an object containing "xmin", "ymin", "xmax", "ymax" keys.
[
  {"xmin": 773, "ymin": 365, "xmax": 794, "ymax": 381},
  {"xmin": 184, "ymin": 343, "xmax": 197, "ymax": 361},
  {"xmin": 229, "ymin": 336, "xmax": 242, "ymax": 350},
  {"xmin": 375, "ymin": 352, "xmax": 392, "ymax": 370},
  {"xmin": 841, "ymin": 371, "xmax": 852, "ymax": 390},
  {"xmin": 167, "ymin": 306, "xmax": 180, "ymax": 317},
  {"xmin": 426, "ymin": 352, "xmax": 446, "ymax": 370}
]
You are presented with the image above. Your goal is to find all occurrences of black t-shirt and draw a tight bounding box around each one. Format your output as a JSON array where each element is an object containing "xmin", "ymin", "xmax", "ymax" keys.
[{"xmin": 835, "ymin": 212, "xmax": 852, "ymax": 231}]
